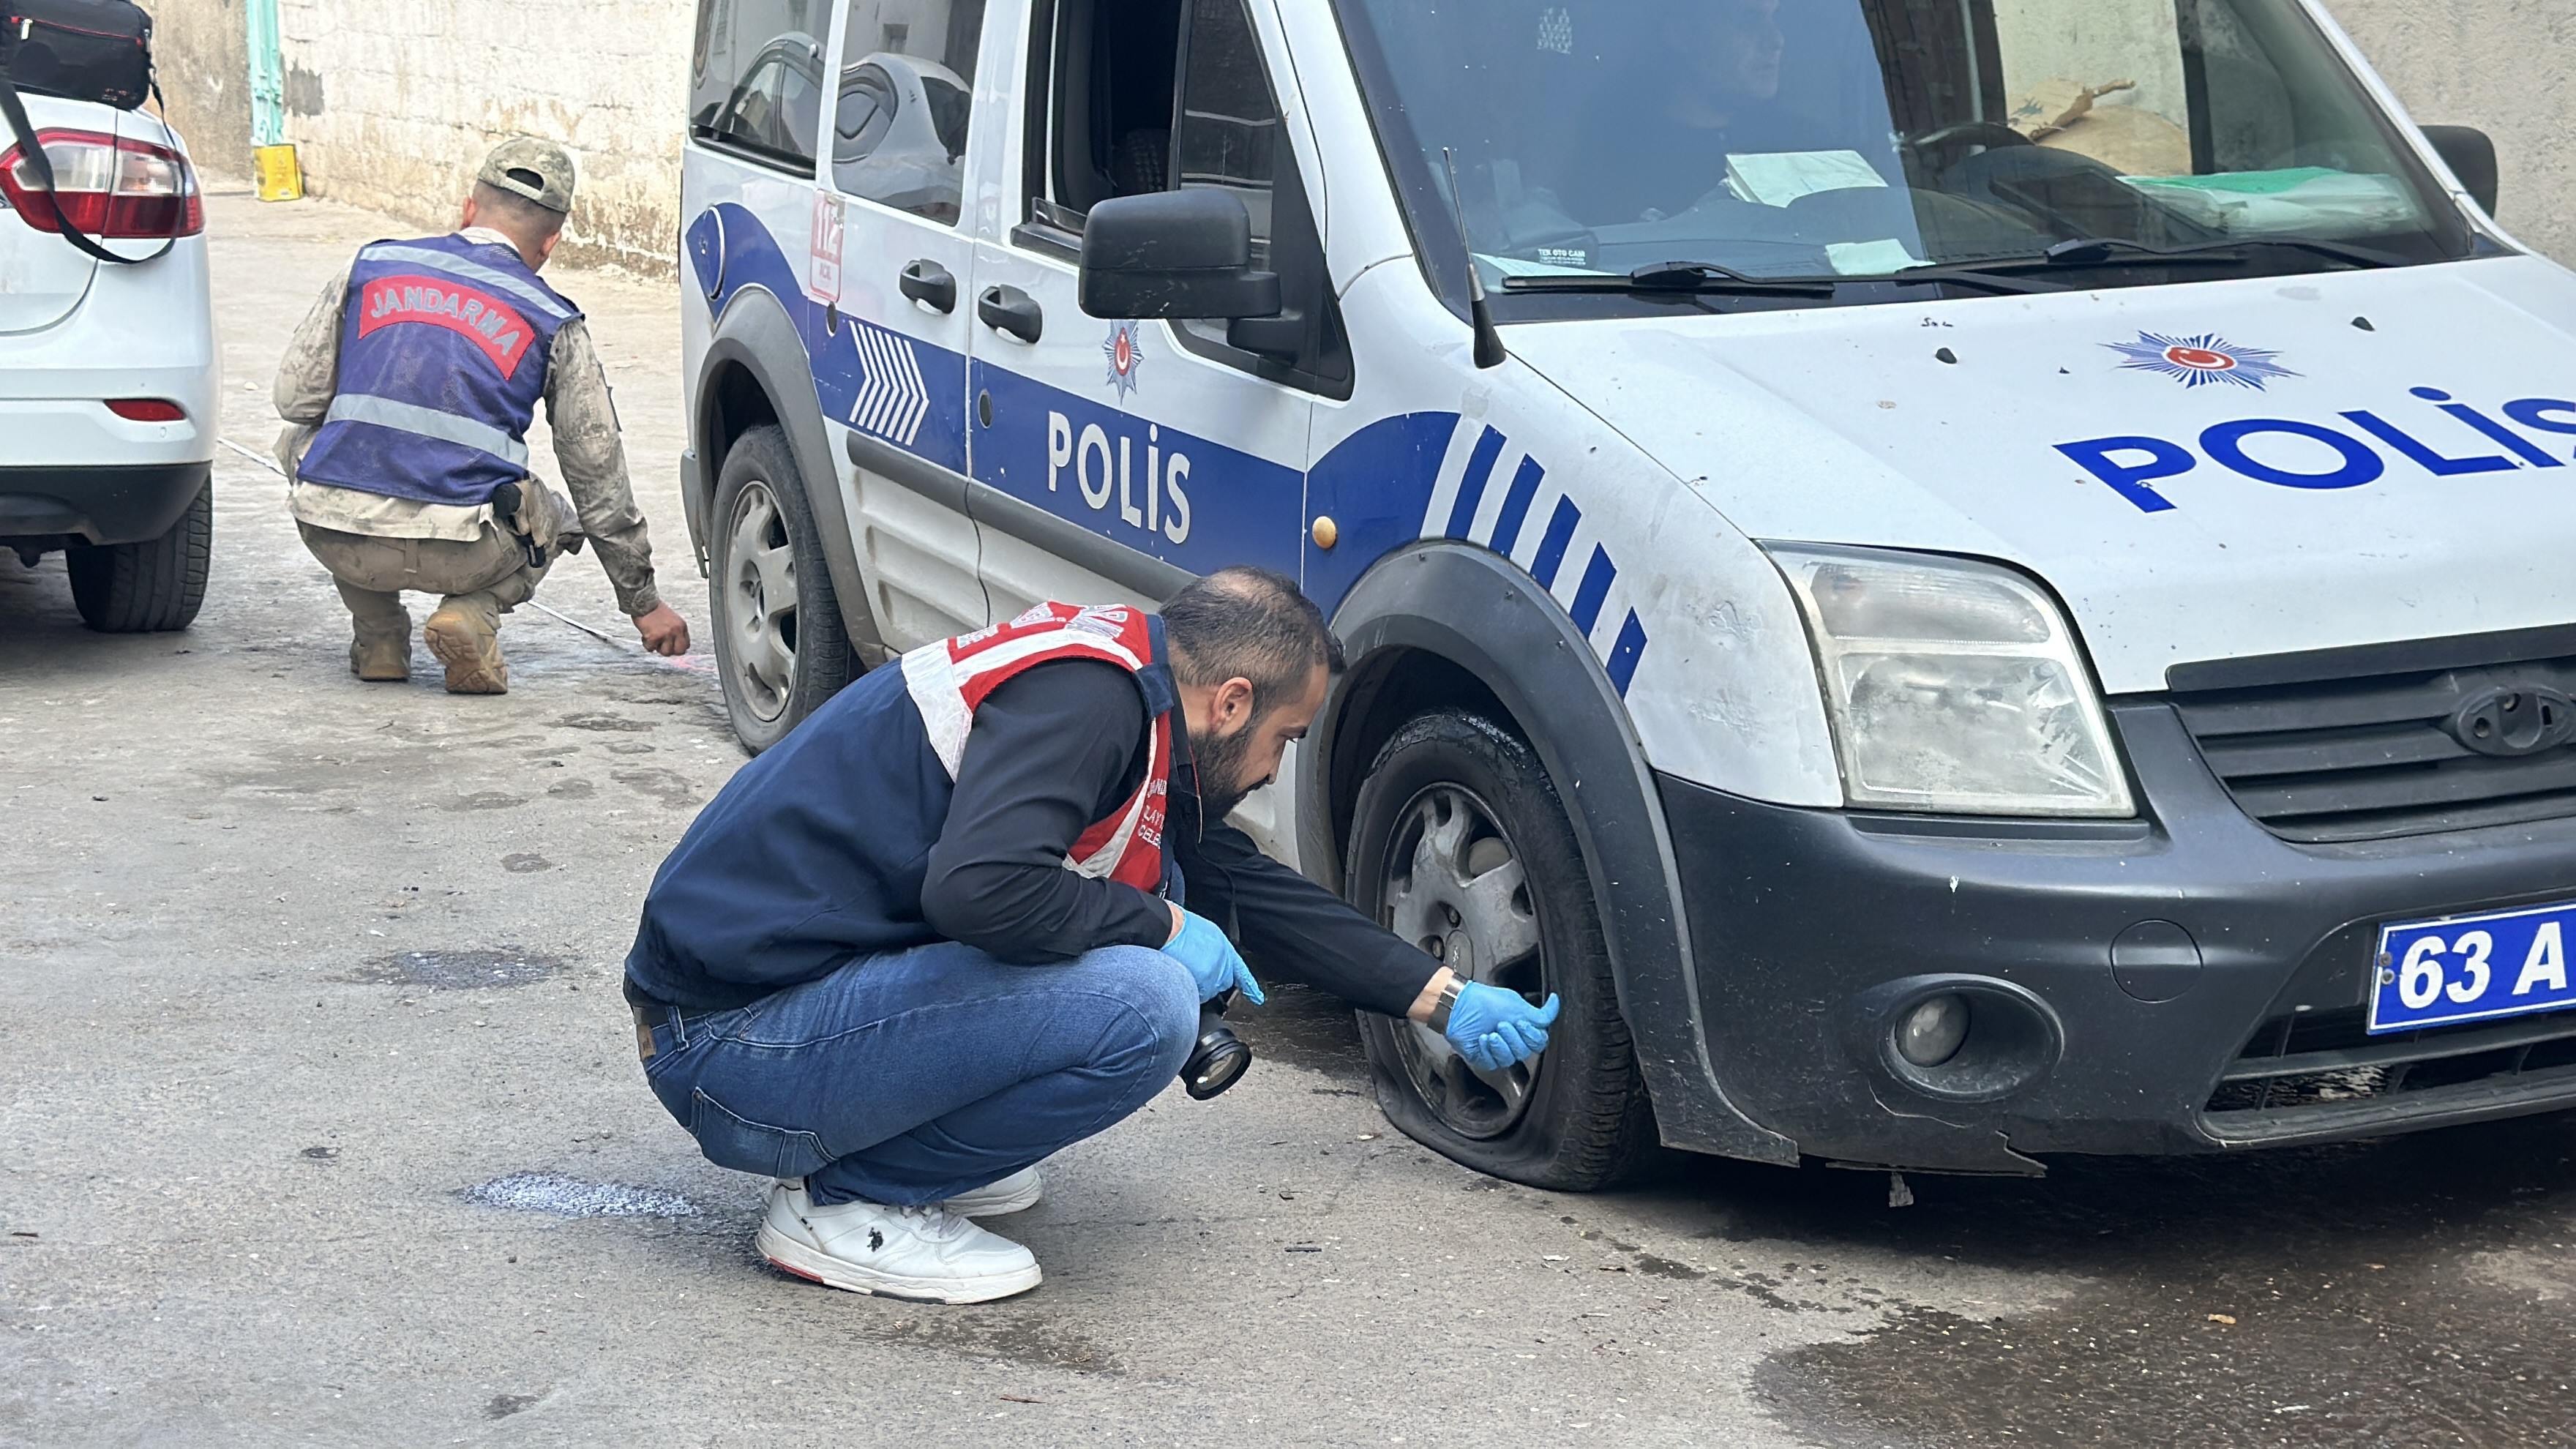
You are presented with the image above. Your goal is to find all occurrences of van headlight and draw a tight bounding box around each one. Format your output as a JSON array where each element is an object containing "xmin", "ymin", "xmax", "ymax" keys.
[{"xmin": 1766, "ymin": 544, "xmax": 2134, "ymax": 818}]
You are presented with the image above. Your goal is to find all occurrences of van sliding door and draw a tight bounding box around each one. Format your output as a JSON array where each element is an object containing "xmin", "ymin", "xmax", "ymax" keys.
[{"xmin": 810, "ymin": 0, "xmax": 995, "ymax": 645}]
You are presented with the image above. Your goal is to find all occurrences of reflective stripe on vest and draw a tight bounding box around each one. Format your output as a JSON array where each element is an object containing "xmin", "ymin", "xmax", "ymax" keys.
[
  {"xmin": 356, "ymin": 243, "xmax": 575, "ymax": 323},
  {"xmin": 902, "ymin": 602, "xmax": 1172, "ymax": 892},
  {"xmin": 323, "ymin": 392, "xmax": 532, "ymax": 468}
]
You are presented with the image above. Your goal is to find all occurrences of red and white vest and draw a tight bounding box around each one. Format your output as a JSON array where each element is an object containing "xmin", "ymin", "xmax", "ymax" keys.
[{"xmin": 901, "ymin": 602, "xmax": 1172, "ymax": 893}]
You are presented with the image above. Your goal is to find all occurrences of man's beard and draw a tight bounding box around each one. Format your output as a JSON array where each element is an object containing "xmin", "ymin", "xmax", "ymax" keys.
[{"xmin": 1188, "ymin": 722, "xmax": 1262, "ymax": 823}]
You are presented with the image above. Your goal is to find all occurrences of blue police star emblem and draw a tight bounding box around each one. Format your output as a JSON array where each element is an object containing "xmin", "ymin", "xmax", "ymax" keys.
[
  {"xmin": 1103, "ymin": 321, "xmax": 1145, "ymax": 400},
  {"xmin": 2106, "ymin": 331, "xmax": 2298, "ymax": 391}
]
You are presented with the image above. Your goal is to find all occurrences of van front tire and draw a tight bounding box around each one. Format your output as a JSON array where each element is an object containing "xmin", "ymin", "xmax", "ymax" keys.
[
  {"xmin": 1347, "ymin": 709, "xmax": 1660, "ymax": 1191},
  {"xmin": 708, "ymin": 426, "xmax": 858, "ymax": 753}
]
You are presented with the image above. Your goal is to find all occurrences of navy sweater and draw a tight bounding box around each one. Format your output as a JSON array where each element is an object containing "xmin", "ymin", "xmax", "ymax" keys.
[{"xmin": 625, "ymin": 658, "xmax": 1437, "ymax": 1017}]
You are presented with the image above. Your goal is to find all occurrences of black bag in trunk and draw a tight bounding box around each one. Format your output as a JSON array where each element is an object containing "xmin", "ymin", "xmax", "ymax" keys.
[
  {"xmin": 1, "ymin": 0, "xmax": 154, "ymax": 110},
  {"xmin": 0, "ymin": 1, "xmax": 173, "ymax": 264}
]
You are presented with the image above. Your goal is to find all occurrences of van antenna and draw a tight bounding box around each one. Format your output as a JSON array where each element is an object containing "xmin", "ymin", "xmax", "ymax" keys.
[{"xmin": 1442, "ymin": 147, "xmax": 1508, "ymax": 370}]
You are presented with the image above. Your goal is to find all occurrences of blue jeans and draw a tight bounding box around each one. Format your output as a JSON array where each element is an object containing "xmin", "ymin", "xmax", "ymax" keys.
[{"xmin": 640, "ymin": 940, "xmax": 1198, "ymax": 1207}]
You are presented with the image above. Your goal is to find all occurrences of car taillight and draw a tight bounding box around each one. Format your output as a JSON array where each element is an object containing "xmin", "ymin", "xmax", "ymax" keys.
[
  {"xmin": 106, "ymin": 399, "xmax": 187, "ymax": 422},
  {"xmin": 0, "ymin": 129, "xmax": 204, "ymax": 241}
]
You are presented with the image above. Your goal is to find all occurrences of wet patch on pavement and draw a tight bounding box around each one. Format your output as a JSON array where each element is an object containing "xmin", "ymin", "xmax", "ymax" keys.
[
  {"xmin": 612, "ymin": 768, "xmax": 700, "ymax": 809},
  {"xmin": 551, "ymin": 712, "xmax": 654, "ymax": 733},
  {"xmin": 464, "ymin": 1172, "xmax": 701, "ymax": 1219},
  {"xmin": 828, "ymin": 1298, "xmax": 1118, "ymax": 1374},
  {"xmin": 1746, "ymin": 1112, "xmax": 2576, "ymax": 1448},
  {"xmin": 440, "ymin": 791, "xmax": 527, "ymax": 812},
  {"xmin": 1230, "ymin": 981, "xmax": 1370, "ymax": 1084},
  {"xmin": 351, "ymin": 948, "xmax": 569, "ymax": 990}
]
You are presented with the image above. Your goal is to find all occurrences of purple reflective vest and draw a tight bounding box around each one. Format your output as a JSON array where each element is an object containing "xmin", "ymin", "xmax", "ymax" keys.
[{"xmin": 296, "ymin": 233, "xmax": 581, "ymax": 507}]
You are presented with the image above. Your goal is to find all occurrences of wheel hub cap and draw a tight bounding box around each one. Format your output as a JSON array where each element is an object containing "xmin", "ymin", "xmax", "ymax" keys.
[
  {"xmin": 723, "ymin": 481, "xmax": 798, "ymax": 723},
  {"xmin": 1379, "ymin": 783, "xmax": 1546, "ymax": 1139}
]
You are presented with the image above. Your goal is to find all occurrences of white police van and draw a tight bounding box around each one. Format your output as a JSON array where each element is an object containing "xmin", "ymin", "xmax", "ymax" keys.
[{"xmin": 679, "ymin": 0, "xmax": 2576, "ymax": 1188}]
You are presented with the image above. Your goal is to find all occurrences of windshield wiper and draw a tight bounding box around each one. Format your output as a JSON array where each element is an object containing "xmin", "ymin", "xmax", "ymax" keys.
[
  {"xmin": 1500, "ymin": 260, "xmax": 1839, "ymax": 299},
  {"xmin": 1885, "ymin": 236, "xmax": 2407, "ymax": 291},
  {"xmin": 2044, "ymin": 236, "xmax": 2404, "ymax": 270},
  {"xmin": 1504, "ymin": 258, "xmax": 2067, "ymax": 299},
  {"xmin": 1876, "ymin": 264, "xmax": 2064, "ymax": 295}
]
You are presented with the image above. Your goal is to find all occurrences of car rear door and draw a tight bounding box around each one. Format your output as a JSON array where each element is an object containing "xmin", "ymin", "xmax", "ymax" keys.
[{"xmin": 0, "ymin": 93, "xmax": 105, "ymax": 334}]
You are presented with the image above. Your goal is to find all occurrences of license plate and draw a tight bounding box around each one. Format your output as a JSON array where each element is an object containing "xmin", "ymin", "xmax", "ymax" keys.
[{"xmin": 2371, "ymin": 900, "xmax": 2576, "ymax": 1034}]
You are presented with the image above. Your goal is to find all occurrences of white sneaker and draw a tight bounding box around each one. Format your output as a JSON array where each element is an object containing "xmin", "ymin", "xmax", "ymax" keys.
[
  {"xmin": 940, "ymin": 1167, "xmax": 1042, "ymax": 1218},
  {"xmin": 756, "ymin": 1180, "xmax": 1042, "ymax": 1304}
]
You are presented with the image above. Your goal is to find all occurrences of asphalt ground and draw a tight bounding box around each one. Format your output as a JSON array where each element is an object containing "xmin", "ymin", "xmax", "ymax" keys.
[{"xmin": 6, "ymin": 189, "xmax": 2576, "ymax": 1448}]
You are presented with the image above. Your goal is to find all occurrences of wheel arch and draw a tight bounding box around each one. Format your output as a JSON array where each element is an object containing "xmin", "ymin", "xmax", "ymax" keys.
[
  {"xmin": 696, "ymin": 286, "xmax": 888, "ymax": 664},
  {"xmin": 1302, "ymin": 541, "xmax": 1797, "ymax": 1165}
]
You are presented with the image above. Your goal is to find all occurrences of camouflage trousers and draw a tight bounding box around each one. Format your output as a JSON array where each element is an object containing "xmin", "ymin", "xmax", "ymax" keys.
[{"xmin": 296, "ymin": 520, "xmax": 555, "ymax": 643}]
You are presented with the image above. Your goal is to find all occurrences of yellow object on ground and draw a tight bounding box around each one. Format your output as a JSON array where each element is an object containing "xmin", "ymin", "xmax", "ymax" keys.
[{"xmin": 253, "ymin": 144, "xmax": 304, "ymax": 202}]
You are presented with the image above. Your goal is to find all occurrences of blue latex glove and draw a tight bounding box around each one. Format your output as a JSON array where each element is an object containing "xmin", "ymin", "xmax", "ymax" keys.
[
  {"xmin": 1164, "ymin": 909, "xmax": 1267, "ymax": 1006},
  {"xmin": 1447, "ymin": 983, "xmax": 1561, "ymax": 1072}
]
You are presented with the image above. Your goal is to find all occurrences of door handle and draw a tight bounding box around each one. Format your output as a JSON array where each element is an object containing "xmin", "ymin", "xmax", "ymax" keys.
[
  {"xmin": 978, "ymin": 285, "xmax": 1044, "ymax": 345},
  {"xmin": 899, "ymin": 258, "xmax": 956, "ymax": 314}
]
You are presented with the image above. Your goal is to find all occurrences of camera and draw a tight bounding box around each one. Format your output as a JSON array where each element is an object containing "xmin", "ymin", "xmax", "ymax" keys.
[{"xmin": 1182, "ymin": 988, "xmax": 1251, "ymax": 1099}]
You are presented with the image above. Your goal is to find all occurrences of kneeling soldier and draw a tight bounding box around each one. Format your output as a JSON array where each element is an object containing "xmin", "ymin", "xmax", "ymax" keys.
[{"xmin": 272, "ymin": 137, "xmax": 689, "ymax": 692}]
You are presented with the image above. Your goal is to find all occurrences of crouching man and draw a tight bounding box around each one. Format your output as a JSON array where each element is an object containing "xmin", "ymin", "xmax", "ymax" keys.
[
  {"xmin": 622, "ymin": 568, "xmax": 1558, "ymax": 1303},
  {"xmin": 274, "ymin": 138, "xmax": 689, "ymax": 692}
]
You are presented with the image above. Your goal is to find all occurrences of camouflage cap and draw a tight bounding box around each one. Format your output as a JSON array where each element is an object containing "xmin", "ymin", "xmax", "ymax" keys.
[{"xmin": 476, "ymin": 137, "xmax": 577, "ymax": 214}]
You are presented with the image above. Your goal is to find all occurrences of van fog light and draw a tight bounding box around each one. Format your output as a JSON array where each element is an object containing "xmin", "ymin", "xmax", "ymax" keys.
[
  {"xmin": 1847, "ymin": 976, "xmax": 2065, "ymax": 1104},
  {"xmin": 1897, "ymin": 994, "xmax": 1969, "ymax": 1067}
]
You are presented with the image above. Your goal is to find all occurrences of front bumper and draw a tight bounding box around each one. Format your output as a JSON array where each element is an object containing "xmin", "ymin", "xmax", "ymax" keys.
[
  {"xmin": 1666, "ymin": 701, "xmax": 2576, "ymax": 1174},
  {"xmin": 0, "ymin": 462, "xmax": 211, "ymax": 547}
]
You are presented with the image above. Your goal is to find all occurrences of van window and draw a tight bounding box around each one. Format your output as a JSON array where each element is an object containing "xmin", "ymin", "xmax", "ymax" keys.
[
  {"xmin": 691, "ymin": 0, "xmax": 831, "ymax": 168},
  {"xmin": 831, "ymin": 0, "xmax": 988, "ymax": 225},
  {"xmin": 1029, "ymin": 0, "xmax": 1278, "ymax": 239},
  {"xmin": 1024, "ymin": 0, "xmax": 1348, "ymax": 392},
  {"xmin": 1172, "ymin": 0, "xmax": 1279, "ymax": 256}
]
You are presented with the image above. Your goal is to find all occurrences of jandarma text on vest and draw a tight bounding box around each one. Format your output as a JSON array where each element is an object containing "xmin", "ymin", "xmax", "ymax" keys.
[{"xmin": 356, "ymin": 276, "xmax": 533, "ymax": 377}]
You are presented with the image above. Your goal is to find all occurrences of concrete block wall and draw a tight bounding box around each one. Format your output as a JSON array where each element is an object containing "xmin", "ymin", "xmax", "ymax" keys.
[
  {"xmin": 143, "ymin": 0, "xmax": 2576, "ymax": 274},
  {"xmin": 270, "ymin": 0, "xmax": 697, "ymax": 274},
  {"xmin": 2327, "ymin": 0, "xmax": 2576, "ymax": 263},
  {"xmin": 151, "ymin": 0, "xmax": 696, "ymax": 275},
  {"xmin": 151, "ymin": 0, "xmax": 253, "ymax": 179}
]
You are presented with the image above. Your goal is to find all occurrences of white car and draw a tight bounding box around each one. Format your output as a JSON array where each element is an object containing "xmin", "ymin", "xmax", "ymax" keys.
[{"xmin": 0, "ymin": 89, "xmax": 215, "ymax": 631}]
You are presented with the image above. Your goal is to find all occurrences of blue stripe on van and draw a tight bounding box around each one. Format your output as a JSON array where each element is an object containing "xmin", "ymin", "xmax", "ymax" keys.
[
  {"xmin": 1569, "ymin": 546, "xmax": 1617, "ymax": 635},
  {"xmin": 1605, "ymin": 612, "xmax": 1648, "ymax": 696},
  {"xmin": 1443, "ymin": 427, "xmax": 1508, "ymax": 539},
  {"xmin": 1528, "ymin": 497, "xmax": 1581, "ymax": 588},
  {"xmin": 1487, "ymin": 455, "xmax": 1546, "ymax": 557}
]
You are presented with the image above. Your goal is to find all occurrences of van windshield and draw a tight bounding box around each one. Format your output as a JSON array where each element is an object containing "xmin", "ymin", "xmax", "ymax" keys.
[{"xmin": 1336, "ymin": 0, "xmax": 2476, "ymax": 298}]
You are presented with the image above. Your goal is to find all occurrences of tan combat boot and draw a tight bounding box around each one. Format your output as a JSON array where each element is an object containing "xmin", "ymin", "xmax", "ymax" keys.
[
  {"xmin": 423, "ymin": 604, "xmax": 509, "ymax": 695},
  {"xmin": 349, "ymin": 633, "xmax": 411, "ymax": 682}
]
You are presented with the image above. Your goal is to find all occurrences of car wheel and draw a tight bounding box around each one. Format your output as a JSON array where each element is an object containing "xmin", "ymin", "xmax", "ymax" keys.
[
  {"xmin": 1348, "ymin": 709, "xmax": 1660, "ymax": 1191},
  {"xmin": 67, "ymin": 479, "xmax": 211, "ymax": 633},
  {"xmin": 708, "ymin": 425, "xmax": 858, "ymax": 752}
]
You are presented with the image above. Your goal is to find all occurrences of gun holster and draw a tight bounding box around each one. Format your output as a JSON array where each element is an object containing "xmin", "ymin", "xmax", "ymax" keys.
[{"xmin": 488, "ymin": 479, "xmax": 583, "ymax": 571}]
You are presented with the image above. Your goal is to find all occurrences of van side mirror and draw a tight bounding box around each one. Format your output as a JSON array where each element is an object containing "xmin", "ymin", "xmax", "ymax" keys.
[
  {"xmin": 2422, "ymin": 125, "xmax": 2500, "ymax": 217},
  {"xmin": 1078, "ymin": 190, "xmax": 1283, "ymax": 321}
]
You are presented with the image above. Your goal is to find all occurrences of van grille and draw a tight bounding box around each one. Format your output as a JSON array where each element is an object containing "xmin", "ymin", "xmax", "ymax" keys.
[
  {"xmin": 2205, "ymin": 1006, "xmax": 2576, "ymax": 1117},
  {"xmin": 2168, "ymin": 627, "xmax": 2576, "ymax": 844}
]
